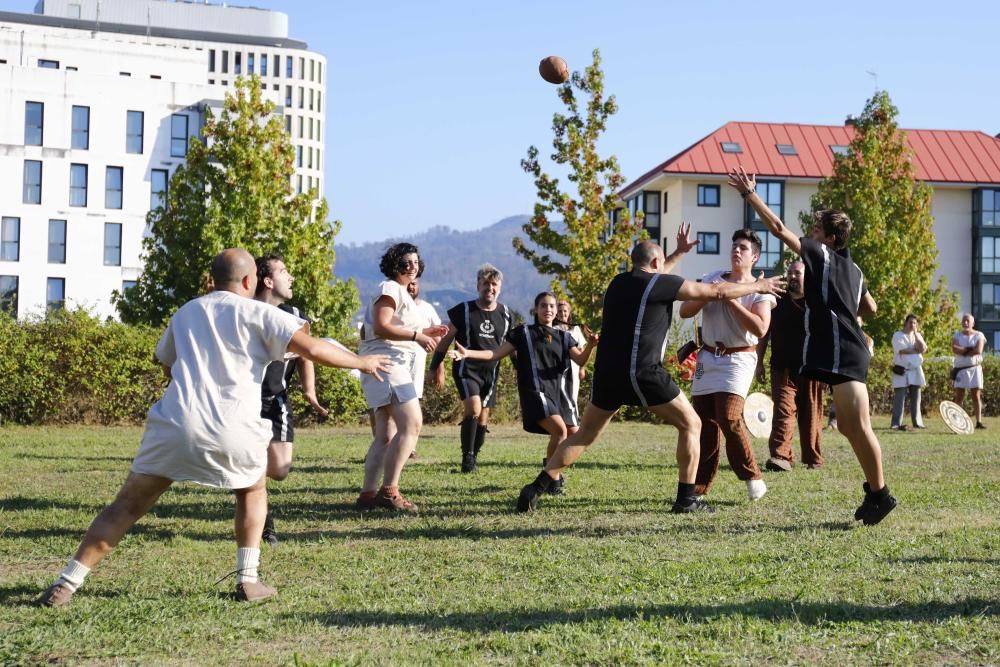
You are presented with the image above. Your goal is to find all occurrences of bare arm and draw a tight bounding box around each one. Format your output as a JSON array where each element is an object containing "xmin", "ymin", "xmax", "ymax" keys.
[
  {"xmin": 728, "ymin": 167, "xmax": 802, "ymax": 255},
  {"xmin": 287, "ymin": 329, "xmax": 392, "ymax": 380},
  {"xmin": 297, "ymin": 358, "xmax": 328, "ymax": 417},
  {"xmin": 971, "ymin": 333, "xmax": 986, "ymax": 356},
  {"xmin": 451, "ymin": 340, "xmax": 516, "ymax": 363},
  {"xmin": 569, "ymin": 331, "xmax": 599, "ymax": 366},
  {"xmin": 726, "ymin": 298, "xmax": 772, "ymax": 339},
  {"xmin": 660, "ymin": 222, "xmax": 699, "ymax": 274},
  {"xmin": 755, "ymin": 329, "xmax": 770, "ymax": 383},
  {"xmin": 859, "ymin": 291, "xmax": 877, "ymax": 317},
  {"xmin": 675, "ymin": 274, "xmax": 785, "ymax": 302},
  {"xmin": 679, "ymin": 300, "xmax": 705, "ymax": 319},
  {"xmin": 372, "ymin": 295, "xmax": 439, "ymax": 353}
]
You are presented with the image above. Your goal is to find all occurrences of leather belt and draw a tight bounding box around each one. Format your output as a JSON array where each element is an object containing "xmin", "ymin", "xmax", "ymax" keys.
[{"xmin": 702, "ymin": 343, "xmax": 755, "ymax": 357}]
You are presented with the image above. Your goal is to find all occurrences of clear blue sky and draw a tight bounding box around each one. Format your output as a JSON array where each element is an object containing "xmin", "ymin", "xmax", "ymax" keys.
[{"xmin": 8, "ymin": 1, "xmax": 999, "ymax": 244}]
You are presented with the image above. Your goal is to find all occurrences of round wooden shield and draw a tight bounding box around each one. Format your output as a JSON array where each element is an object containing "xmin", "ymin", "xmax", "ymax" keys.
[
  {"xmin": 743, "ymin": 392, "xmax": 773, "ymax": 439},
  {"xmin": 939, "ymin": 400, "xmax": 974, "ymax": 435}
]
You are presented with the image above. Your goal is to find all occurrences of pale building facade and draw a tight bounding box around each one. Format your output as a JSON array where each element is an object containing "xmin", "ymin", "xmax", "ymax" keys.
[{"xmin": 0, "ymin": 0, "xmax": 326, "ymax": 319}]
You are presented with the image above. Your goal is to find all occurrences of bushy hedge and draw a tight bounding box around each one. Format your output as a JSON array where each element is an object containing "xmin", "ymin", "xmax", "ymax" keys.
[{"xmin": 1, "ymin": 311, "xmax": 995, "ymax": 426}]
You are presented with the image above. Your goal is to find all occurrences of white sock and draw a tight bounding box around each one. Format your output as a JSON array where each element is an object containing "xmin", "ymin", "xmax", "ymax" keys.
[
  {"xmin": 57, "ymin": 559, "xmax": 91, "ymax": 593},
  {"xmin": 236, "ymin": 547, "xmax": 260, "ymax": 584}
]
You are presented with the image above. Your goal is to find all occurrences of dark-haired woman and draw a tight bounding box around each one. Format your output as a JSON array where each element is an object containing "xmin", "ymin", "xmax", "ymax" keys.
[
  {"xmin": 357, "ymin": 243, "xmax": 447, "ymax": 511},
  {"xmin": 450, "ymin": 292, "xmax": 597, "ymax": 492}
]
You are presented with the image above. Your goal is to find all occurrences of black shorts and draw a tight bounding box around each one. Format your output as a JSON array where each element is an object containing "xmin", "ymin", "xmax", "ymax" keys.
[
  {"xmin": 800, "ymin": 365, "xmax": 866, "ymax": 386},
  {"xmin": 590, "ymin": 365, "xmax": 681, "ymax": 412},
  {"xmin": 520, "ymin": 389, "xmax": 580, "ymax": 435},
  {"xmin": 453, "ymin": 362, "xmax": 499, "ymax": 408},
  {"xmin": 261, "ymin": 396, "xmax": 294, "ymax": 443}
]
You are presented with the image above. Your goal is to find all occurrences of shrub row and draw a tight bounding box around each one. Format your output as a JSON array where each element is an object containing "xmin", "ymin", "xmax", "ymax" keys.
[{"xmin": 1, "ymin": 311, "xmax": 995, "ymax": 426}]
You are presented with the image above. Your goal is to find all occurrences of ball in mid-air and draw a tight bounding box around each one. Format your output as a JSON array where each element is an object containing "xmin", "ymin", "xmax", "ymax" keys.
[{"xmin": 538, "ymin": 56, "xmax": 569, "ymax": 84}]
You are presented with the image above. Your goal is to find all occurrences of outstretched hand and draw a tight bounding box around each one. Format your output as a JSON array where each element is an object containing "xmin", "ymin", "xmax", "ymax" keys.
[
  {"xmin": 756, "ymin": 271, "xmax": 786, "ymax": 297},
  {"xmin": 448, "ymin": 342, "xmax": 468, "ymax": 362},
  {"xmin": 675, "ymin": 221, "xmax": 699, "ymax": 254},
  {"xmin": 360, "ymin": 354, "xmax": 393, "ymax": 382},
  {"xmin": 727, "ymin": 166, "xmax": 756, "ymax": 196}
]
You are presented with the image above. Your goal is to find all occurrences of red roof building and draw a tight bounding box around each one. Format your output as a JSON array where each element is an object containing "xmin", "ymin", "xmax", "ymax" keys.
[{"xmin": 617, "ymin": 121, "xmax": 1000, "ymax": 349}]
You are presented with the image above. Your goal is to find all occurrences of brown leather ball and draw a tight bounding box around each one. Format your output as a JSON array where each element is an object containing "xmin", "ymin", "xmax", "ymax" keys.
[{"xmin": 538, "ymin": 56, "xmax": 569, "ymax": 84}]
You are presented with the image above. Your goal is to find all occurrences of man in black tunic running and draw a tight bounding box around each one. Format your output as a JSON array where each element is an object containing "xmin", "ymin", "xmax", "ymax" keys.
[
  {"xmin": 516, "ymin": 227, "xmax": 786, "ymax": 513},
  {"xmin": 729, "ymin": 166, "xmax": 896, "ymax": 525},
  {"xmin": 431, "ymin": 263, "xmax": 513, "ymax": 472},
  {"xmin": 256, "ymin": 254, "xmax": 328, "ymax": 544}
]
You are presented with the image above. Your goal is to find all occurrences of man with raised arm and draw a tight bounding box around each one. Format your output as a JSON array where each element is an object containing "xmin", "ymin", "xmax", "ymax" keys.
[
  {"xmin": 37, "ymin": 249, "xmax": 392, "ymax": 606},
  {"xmin": 729, "ymin": 166, "xmax": 896, "ymax": 525},
  {"xmin": 514, "ymin": 224, "xmax": 785, "ymax": 514}
]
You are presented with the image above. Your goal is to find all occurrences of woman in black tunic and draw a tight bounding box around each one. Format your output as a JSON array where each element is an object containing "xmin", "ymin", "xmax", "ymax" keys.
[{"xmin": 451, "ymin": 292, "xmax": 598, "ymax": 485}]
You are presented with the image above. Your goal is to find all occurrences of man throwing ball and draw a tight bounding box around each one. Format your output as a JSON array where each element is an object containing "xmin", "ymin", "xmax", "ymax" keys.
[
  {"xmin": 730, "ymin": 166, "xmax": 896, "ymax": 525},
  {"xmin": 515, "ymin": 227, "xmax": 785, "ymax": 514},
  {"xmin": 37, "ymin": 249, "xmax": 391, "ymax": 606}
]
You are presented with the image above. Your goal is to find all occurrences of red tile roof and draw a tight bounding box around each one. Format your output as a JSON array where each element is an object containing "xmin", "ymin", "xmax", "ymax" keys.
[{"xmin": 622, "ymin": 121, "xmax": 1000, "ymax": 195}]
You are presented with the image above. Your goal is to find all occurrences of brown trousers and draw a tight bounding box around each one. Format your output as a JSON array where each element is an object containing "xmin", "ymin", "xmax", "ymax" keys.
[
  {"xmin": 768, "ymin": 367, "xmax": 824, "ymax": 466},
  {"xmin": 693, "ymin": 392, "xmax": 761, "ymax": 495}
]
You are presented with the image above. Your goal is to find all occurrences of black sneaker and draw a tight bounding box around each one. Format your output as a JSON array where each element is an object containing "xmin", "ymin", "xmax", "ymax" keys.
[
  {"xmin": 262, "ymin": 513, "xmax": 278, "ymax": 546},
  {"xmin": 547, "ymin": 474, "xmax": 566, "ymax": 495},
  {"xmin": 461, "ymin": 453, "xmax": 477, "ymax": 473},
  {"xmin": 854, "ymin": 482, "xmax": 897, "ymax": 525},
  {"xmin": 516, "ymin": 483, "xmax": 543, "ymax": 513},
  {"xmin": 976, "ymin": 421, "xmax": 986, "ymax": 430},
  {"xmin": 670, "ymin": 498, "xmax": 717, "ymax": 514}
]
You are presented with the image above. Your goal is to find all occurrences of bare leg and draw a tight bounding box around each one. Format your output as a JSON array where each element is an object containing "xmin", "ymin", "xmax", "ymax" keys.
[
  {"xmin": 647, "ymin": 392, "xmax": 702, "ymax": 484},
  {"xmin": 234, "ymin": 474, "xmax": 268, "ymax": 549},
  {"xmin": 832, "ymin": 381, "xmax": 885, "ymax": 490},
  {"xmin": 462, "ymin": 396, "xmax": 483, "ymax": 420},
  {"xmin": 362, "ymin": 407, "xmax": 394, "ymax": 494},
  {"xmin": 954, "ymin": 387, "xmax": 966, "ymax": 407},
  {"xmin": 538, "ymin": 415, "xmax": 569, "ymax": 459},
  {"xmin": 543, "ymin": 404, "xmax": 617, "ymax": 479},
  {"xmin": 381, "ymin": 399, "xmax": 423, "ymax": 489},
  {"xmin": 266, "ymin": 440, "xmax": 293, "ymax": 481},
  {"xmin": 971, "ymin": 388, "xmax": 983, "ymax": 423},
  {"xmin": 72, "ymin": 472, "xmax": 173, "ymax": 568}
]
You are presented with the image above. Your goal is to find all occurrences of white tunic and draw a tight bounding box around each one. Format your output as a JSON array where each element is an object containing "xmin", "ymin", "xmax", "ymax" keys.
[
  {"xmin": 953, "ymin": 330, "xmax": 985, "ymax": 390},
  {"xmin": 359, "ymin": 280, "xmax": 423, "ymax": 407},
  {"xmin": 131, "ymin": 291, "xmax": 305, "ymax": 489},
  {"xmin": 891, "ymin": 330, "xmax": 926, "ymax": 389},
  {"xmin": 691, "ymin": 270, "xmax": 776, "ymax": 398}
]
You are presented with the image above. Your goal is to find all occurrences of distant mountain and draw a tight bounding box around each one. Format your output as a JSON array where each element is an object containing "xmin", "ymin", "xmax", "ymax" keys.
[{"xmin": 334, "ymin": 216, "xmax": 559, "ymax": 319}]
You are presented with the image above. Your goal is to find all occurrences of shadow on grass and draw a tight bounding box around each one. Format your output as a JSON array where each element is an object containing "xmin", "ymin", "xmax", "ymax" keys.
[
  {"xmin": 292, "ymin": 598, "xmax": 998, "ymax": 632},
  {"xmin": 892, "ymin": 556, "xmax": 1000, "ymax": 565},
  {"xmin": 13, "ymin": 454, "xmax": 134, "ymax": 463}
]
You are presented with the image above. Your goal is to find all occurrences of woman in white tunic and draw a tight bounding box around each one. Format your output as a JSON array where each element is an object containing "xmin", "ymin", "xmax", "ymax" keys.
[
  {"xmin": 952, "ymin": 312, "xmax": 986, "ymax": 429},
  {"xmin": 890, "ymin": 314, "xmax": 927, "ymax": 430},
  {"xmin": 357, "ymin": 243, "xmax": 447, "ymax": 512}
]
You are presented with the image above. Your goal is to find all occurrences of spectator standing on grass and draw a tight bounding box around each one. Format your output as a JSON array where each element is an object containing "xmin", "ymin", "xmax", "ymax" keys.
[
  {"xmin": 952, "ymin": 312, "xmax": 987, "ymax": 429},
  {"xmin": 890, "ymin": 314, "xmax": 927, "ymax": 431}
]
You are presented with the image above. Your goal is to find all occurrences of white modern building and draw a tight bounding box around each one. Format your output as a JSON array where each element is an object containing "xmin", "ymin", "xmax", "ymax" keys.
[
  {"xmin": 0, "ymin": 0, "xmax": 326, "ymax": 319},
  {"xmin": 618, "ymin": 121, "xmax": 1000, "ymax": 350}
]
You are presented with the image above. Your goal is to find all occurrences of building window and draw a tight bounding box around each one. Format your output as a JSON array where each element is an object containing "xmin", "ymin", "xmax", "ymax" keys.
[
  {"xmin": 980, "ymin": 237, "xmax": 1000, "ymax": 273},
  {"xmin": 297, "ymin": 145, "xmax": 303, "ymax": 168},
  {"xmin": 285, "ymin": 115, "xmax": 292, "ymax": 134},
  {"xmin": 23, "ymin": 160, "xmax": 42, "ymax": 204},
  {"xmin": 274, "ymin": 55, "xmax": 281, "ymax": 77},
  {"xmin": 831, "ymin": 145, "xmax": 850, "ymax": 157},
  {"xmin": 25, "ymin": 101, "xmax": 44, "ymax": 145},
  {"xmin": 285, "ymin": 85, "xmax": 292, "ymax": 107},
  {"xmin": 1, "ymin": 217, "xmax": 20, "ymax": 261},
  {"xmin": 104, "ymin": 223, "xmax": 122, "ymax": 266},
  {"xmin": 260, "ymin": 53, "xmax": 268, "ymax": 76},
  {"xmin": 105, "ymin": 166, "xmax": 123, "ymax": 209},
  {"xmin": 235, "ymin": 52, "xmax": 242, "ymax": 75},
  {"xmin": 39, "ymin": 59, "xmax": 59, "ymax": 69},
  {"xmin": 46, "ymin": 277, "xmax": 65, "ymax": 313},
  {"xmin": 977, "ymin": 189, "xmax": 999, "ymax": 227},
  {"xmin": 286, "ymin": 56, "xmax": 293, "ymax": 78},
  {"xmin": 297, "ymin": 174, "xmax": 302, "ymax": 193},
  {"xmin": 122, "ymin": 280, "xmax": 137, "ymax": 293},
  {"xmin": 661, "ymin": 191, "xmax": 668, "ymax": 213},
  {"xmin": 247, "ymin": 53, "xmax": 254, "ymax": 74},
  {"xmin": 0, "ymin": 275, "xmax": 17, "ymax": 314},
  {"xmin": 720, "ymin": 141, "xmax": 742, "ymax": 153},
  {"xmin": 72, "ymin": 106, "xmax": 89, "ymax": 149},
  {"xmin": 316, "ymin": 149, "xmax": 320, "ymax": 166},
  {"xmin": 208, "ymin": 49, "xmax": 216, "ymax": 72},
  {"xmin": 697, "ymin": 184, "xmax": 720, "ymax": 207},
  {"xmin": 170, "ymin": 114, "xmax": 189, "ymax": 157},
  {"xmin": 307, "ymin": 147, "xmax": 313, "ymax": 169},
  {"xmin": 221, "ymin": 50, "xmax": 229, "ymax": 74},
  {"xmin": 298, "ymin": 116, "xmax": 304, "ymax": 138},
  {"xmin": 316, "ymin": 119, "xmax": 321, "ymax": 142},
  {"xmin": 310, "ymin": 59, "xmax": 315, "ymax": 81},
  {"xmin": 70, "ymin": 163, "xmax": 88, "ymax": 207},
  {"xmin": 747, "ymin": 180, "xmax": 784, "ymax": 270},
  {"xmin": 776, "ymin": 143, "xmax": 797, "ymax": 156},
  {"xmin": 638, "ymin": 191, "xmax": 660, "ymax": 241},
  {"xmin": 119, "ymin": 72, "xmax": 131, "ymax": 77},
  {"xmin": 697, "ymin": 232, "xmax": 720, "ymax": 254},
  {"xmin": 70, "ymin": 106, "xmax": 90, "ymax": 151},
  {"xmin": 316, "ymin": 90, "xmax": 322, "ymax": 113},
  {"xmin": 309, "ymin": 88, "xmax": 314, "ymax": 111},
  {"xmin": 151, "ymin": 169, "xmax": 168, "ymax": 210},
  {"xmin": 48, "ymin": 219, "xmax": 67, "ymax": 264},
  {"xmin": 126, "ymin": 110, "xmax": 144, "ymax": 154},
  {"xmin": 980, "ymin": 283, "xmax": 1000, "ymax": 321},
  {"xmin": 317, "ymin": 61, "xmax": 322, "ymax": 84},
  {"xmin": 298, "ymin": 57, "xmax": 304, "ymax": 79},
  {"xmin": 66, "ymin": 66, "xmax": 78, "ymax": 72},
  {"xmin": 308, "ymin": 118, "xmax": 314, "ymax": 140},
  {"xmin": 298, "ymin": 86, "xmax": 304, "ymax": 108}
]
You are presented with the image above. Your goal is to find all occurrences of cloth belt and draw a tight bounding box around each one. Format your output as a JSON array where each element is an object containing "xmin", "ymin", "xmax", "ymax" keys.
[{"xmin": 702, "ymin": 343, "xmax": 755, "ymax": 357}]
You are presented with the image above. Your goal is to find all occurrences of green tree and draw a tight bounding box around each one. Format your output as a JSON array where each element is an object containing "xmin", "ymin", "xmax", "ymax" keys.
[
  {"xmin": 514, "ymin": 49, "xmax": 644, "ymax": 330},
  {"xmin": 115, "ymin": 76, "xmax": 358, "ymax": 337},
  {"xmin": 801, "ymin": 90, "xmax": 958, "ymax": 350}
]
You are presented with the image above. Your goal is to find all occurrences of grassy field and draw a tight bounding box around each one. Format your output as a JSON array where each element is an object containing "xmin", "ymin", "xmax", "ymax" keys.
[{"xmin": 1, "ymin": 418, "xmax": 998, "ymax": 666}]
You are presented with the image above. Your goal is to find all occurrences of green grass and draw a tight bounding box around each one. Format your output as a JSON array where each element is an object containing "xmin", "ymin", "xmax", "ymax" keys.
[{"xmin": 1, "ymin": 419, "xmax": 998, "ymax": 665}]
